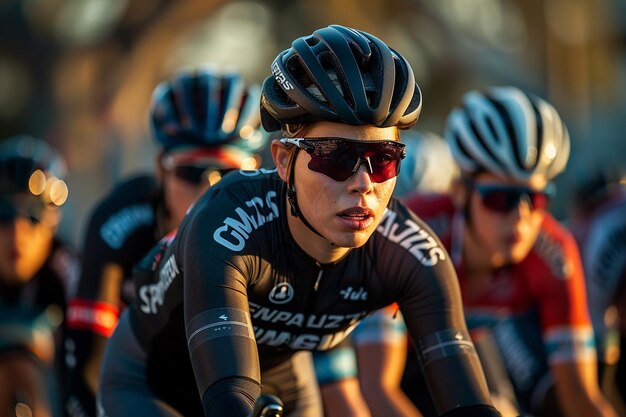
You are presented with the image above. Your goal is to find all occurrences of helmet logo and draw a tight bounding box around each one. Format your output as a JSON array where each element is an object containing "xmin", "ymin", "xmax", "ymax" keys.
[
  {"xmin": 268, "ymin": 282, "xmax": 294, "ymax": 304},
  {"xmin": 272, "ymin": 62, "xmax": 293, "ymax": 91}
]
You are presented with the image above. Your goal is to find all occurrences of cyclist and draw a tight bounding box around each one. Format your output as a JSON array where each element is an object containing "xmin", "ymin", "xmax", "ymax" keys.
[
  {"xmin": 402, "ymin": 86, "xmax": 618, "ymax": 417},
  {"xmin": 99, "ymin": 24, "xmax": 501, "ymax": 417},
  {"xmin": 64, "ymin": 68, "xmax": 266, "ymax": 417},
  {"xmin": 0, "ymin": 135, "xmax": 77, "ymax": 417},
  {"xmin": 569, "ymin": 167, "xmax": 626, "ymax": 415}
]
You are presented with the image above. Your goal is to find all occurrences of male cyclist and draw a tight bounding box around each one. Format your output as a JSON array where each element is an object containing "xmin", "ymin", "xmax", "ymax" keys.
[
  {"xmin": 99, "ymin": 25, "xmax": 501, "ymax": 417},
  {"xmin": 0, "ymin": 135, "xmax": 77, "ymax": 417},
  {"xmin": 64, "ymin": 68, "xmax": 266, "ymax": 417},
  {"xmin": 402, "ymin": 87, "xmax": 618, "ymax": 417},
  {"xmin": 569, "ymin": 168, "xmax": 626, "ymax": 415}
]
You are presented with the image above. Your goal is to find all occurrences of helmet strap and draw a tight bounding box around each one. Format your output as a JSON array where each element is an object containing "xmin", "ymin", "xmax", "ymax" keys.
[{"xmin": 286, "ymin": 149, "xmax": 326, "ymax": 240}]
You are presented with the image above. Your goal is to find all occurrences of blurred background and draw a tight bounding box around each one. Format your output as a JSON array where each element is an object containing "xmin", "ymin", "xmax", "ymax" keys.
[{"xmin": 1, "ymin": 0, "xmax": 625, "ymax": 246}]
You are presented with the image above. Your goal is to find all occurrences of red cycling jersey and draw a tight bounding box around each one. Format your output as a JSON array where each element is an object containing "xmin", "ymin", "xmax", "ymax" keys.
[{"xmin": 403, "ymin": 192, "xmax": 595, "ymax": 409}]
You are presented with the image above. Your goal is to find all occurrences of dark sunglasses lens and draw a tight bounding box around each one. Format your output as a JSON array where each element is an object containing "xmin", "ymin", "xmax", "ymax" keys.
[
  {"xmin": 0, "ymin": 199, "xmax": 43, "ymax": 224},
  {"xmin": 173, "ymin": 166, "xmax": 237, "ymax": 185},
  {"xmin": 365, "ymin": 147, "xmax": 402, "ymax": 183},
  {"xmin": 481, "ymin": 190, "xmax": 520, "ymax": 212},
  {"xmin": 307, "ymin": 140, "xmax": 403, "ymax": 182},
  {"xmin": 173, "ymin": 166, "xmax": 206, "ymax": 184},
  {"xmin": 307, "ymin": 140, "xmax": 352, "ymax": 181},
  {"xmin": 480, "ymin": 188, "xmax": 550, "ymax": 212}
]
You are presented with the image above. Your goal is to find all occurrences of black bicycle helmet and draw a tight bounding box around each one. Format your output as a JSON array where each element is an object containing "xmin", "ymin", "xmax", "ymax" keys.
[
  {"xmin": 0, "ymin": 135, "xmax": 68, "ymax": 206},
  {"xmin": 150, "ymin": 68, "xmax": 264, "ymax": 154},
  {"xmin": 260, "ymin": 24, "xmax": 422, "ymax": 131}
]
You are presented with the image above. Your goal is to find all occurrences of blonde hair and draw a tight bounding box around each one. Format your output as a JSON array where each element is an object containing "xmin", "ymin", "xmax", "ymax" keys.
[{"xmin": 281, "ymin": 123, "xmax": 310, "ymax": 138}]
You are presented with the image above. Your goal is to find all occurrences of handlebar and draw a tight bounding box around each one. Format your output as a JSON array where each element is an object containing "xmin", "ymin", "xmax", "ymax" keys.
[{"xmin": 249, "ymin": 394, "xmax": 283, "ymax": 417}]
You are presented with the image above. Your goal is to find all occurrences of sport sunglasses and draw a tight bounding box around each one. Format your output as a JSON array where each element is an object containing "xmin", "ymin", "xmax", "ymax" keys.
[
  {"xmin": 465, "ymin": 179, "xmax": 556, "ymax": 213},
  {"xmin": 280, "ymin": 137, "xmax": 406, "ymax": 183},
  {"xmin": 0, "ymin": 197, "xmax": 45, "ymax": 224},
  {"xmin": 170, "ymin": 165, "xmax": 237, "ymax": 185}
]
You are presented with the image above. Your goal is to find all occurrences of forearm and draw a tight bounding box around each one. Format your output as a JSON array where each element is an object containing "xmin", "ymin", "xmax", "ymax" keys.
[
  {"xmin": 552, "ymin": 361, "xmax": 619, "ymax": 417},
  {"xmin": 557, "ymin": 393, "xmax": 618, "ymax": 417},
  {"xmin": 364, "ymin": 384, "xmax": 422, "ymax": 417},
  {"xmin": 356, "ymin": 341, "xmax": 421, "ymax": 417},
  {"xmin": 320, "ymin": 378, "xmax": 372, "ymax": 417},
  {"xmin": 201, "ymin": 376, "xmax": 260, "ymax": 417}
]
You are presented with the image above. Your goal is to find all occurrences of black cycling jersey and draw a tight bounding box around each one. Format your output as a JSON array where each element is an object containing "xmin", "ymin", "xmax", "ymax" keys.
[
  {"xmin": 0, "ymin": 238, "xmax": 78, "ymax": 414},
  {"xmin": 75, "ymin": 174, "xmax": 162, "ymax": 306},
  {"xmin": 66, "ymin": 174, "xmax": 162, "ymax": 417},
  {"xmin": 116, "ymin": 169, "xmax": 495, "ymax": 417}
]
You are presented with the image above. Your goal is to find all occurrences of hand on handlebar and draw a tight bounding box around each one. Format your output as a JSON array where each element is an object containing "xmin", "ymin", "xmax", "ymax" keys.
[{"xmin": 249, "ymin": 394, "xmax": 283, "ymax": 417}]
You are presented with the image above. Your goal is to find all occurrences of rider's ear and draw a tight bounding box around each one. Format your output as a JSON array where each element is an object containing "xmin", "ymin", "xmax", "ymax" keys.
[{"xmin": 271, "ymin": 140, "xmax": 294, "ymax": 183}]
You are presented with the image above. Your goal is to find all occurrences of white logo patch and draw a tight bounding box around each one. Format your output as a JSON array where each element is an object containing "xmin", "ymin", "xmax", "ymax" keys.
[{"xmin": 269, "ymin": 282, "xmax": 294, "ymax": 304}]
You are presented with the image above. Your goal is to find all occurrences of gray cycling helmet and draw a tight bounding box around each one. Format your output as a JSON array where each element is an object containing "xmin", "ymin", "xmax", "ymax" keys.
[
  {"xmin": 445, "ymin": 86, "xmax": 570, "ymax": 181},
  {"xmin": 260, "ymin": 25, "xmax": 422, "ymax": 131}
]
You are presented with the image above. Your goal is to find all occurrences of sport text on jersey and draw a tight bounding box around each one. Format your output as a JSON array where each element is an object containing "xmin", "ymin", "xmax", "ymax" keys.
[
  {"xmin": 100, "ymin": 203, "xmax": 154, "ymax": 249},
  {"xmin": 249, "ymin": 302, "xmax": 368, "ymax": 350},
  {"xmin": 138, "ymin": 254, "xmax": 179, "ymax": 314},
  {"xmin": 377, "ymin": 209, "xmax": 446, "ymax": 266},
  {"xmin": 214, "ymin": 191, "xmax": 279, "ymax": 251}
]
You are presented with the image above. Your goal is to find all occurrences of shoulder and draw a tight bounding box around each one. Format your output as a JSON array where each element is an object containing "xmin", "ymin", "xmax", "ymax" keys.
[
  {"xmin": 177, "ymin": 169, "xmax": 283, "ymax": 252},
  {"xmin": 87, "ymin": 173, "xmax": 158, "ymax": 222},
  {"xmin": 188, "ymin": 168, "xmax": 281, "ymax": 216},
  {"xmin": 531, "ymin": 214, "xmax": 582, "ymax": 281},
  {"xmin": 538, "ymin": 214, "xmax": 578, "ymax": 250},
  {"xmin": 373, "ymin": 199, "xmax": 449, "ymax": 268}
]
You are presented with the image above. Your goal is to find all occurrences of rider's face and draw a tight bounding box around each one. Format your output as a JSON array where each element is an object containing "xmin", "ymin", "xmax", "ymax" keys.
[
  {"xmin": 465, "ymin": 172, "xmax": 550, "ymax": 266},
  {"xmin": 291, "ymin": 121, "xmax": 400, "ymax": 249},
  {"xmin": 160, "ymin": 149, "xmax": 256, "ymax": 230},
  {"xmin": 0, "ymin": 197, "xmax": 58, "ymax": 285}
]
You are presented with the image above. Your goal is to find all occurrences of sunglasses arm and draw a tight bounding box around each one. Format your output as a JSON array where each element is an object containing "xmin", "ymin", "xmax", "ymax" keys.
[{"xmin": 279, "ymin": 138, "xmax": 315, "ymax": 153}]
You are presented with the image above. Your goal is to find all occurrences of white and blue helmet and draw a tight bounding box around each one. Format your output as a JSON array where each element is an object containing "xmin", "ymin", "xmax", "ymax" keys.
[{"xmin": 445, "ymin": 86, "xmax": 570, "ymax": 181}]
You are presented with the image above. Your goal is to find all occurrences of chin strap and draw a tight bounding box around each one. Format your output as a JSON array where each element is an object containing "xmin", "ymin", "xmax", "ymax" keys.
[{"xmin": 286, "ymin": 148, "xmax": 327, "ymax": 240}]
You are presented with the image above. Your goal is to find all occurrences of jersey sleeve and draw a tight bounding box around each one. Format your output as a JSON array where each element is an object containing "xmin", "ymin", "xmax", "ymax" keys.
[
  {"xmin": 65, "ymin": 175, "xmax": 159, "ymax": 417},
  {"xmin": 68, "ymin": 175, "xmax": 159, "ymax": 336},
  {"xmin": 177, "ymin": 186, "xmax": 269, "ymax": 416},
  {"xmin": 376, "ymin": 200, "xmax": 494, "ymax": 415},
  {"xmin": 531, "ymin": 216, "xmax": 596, "ymax": 365}
]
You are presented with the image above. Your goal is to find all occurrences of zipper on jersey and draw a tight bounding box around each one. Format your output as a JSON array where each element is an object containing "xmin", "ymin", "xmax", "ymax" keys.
[
  {"xmin": 304, "ymin": 264, "xmax": 323, "ymax": 315},
  {"xmin": 313, "ymin": 269, "xmax": 323, "ymax": 291}
]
